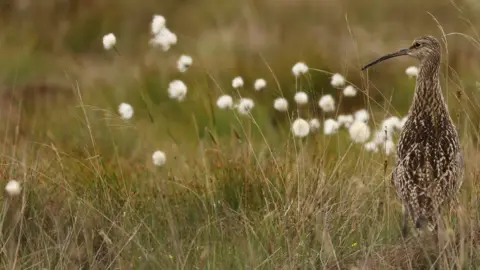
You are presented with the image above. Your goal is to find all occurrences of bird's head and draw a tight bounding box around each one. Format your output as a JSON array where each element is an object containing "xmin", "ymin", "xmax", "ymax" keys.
[{"xmin": 362, "ymin": 36, "xmax": 441, "ymax": 70}]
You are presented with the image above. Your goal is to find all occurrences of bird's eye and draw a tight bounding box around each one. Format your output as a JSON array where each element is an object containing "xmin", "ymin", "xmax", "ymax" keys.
[{"xmin": 411, "ymin": 42, "xmax": 421, "ymax": 49}]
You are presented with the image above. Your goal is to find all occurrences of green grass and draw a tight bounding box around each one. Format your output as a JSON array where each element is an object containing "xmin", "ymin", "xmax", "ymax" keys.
[{"xmin": 2, "ymin": 0, "xmax": 480, "ymax": 269}]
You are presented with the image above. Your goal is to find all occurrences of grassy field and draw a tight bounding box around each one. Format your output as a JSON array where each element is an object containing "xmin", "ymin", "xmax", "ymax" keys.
[{"xmin": 2, "ymin": 0, "xmax": 480, "ymax": 269}]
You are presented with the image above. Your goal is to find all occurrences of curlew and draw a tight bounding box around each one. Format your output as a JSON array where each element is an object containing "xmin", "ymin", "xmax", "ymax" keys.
[{"xmin": 362, "ymin": 36, "xmax": 464, "ymax": 236}]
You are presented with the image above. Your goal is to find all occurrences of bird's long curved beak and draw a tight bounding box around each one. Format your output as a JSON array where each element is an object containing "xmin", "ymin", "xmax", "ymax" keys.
[{"xmin": 361, "ymin": 48, "xmax": 409, "ymax": 70}]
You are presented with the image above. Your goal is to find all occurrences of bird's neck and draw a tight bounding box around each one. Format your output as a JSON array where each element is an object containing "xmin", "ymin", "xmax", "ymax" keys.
[{"xmin": 410, "ymin": 55, "xmax": 448, "ymax": 117}]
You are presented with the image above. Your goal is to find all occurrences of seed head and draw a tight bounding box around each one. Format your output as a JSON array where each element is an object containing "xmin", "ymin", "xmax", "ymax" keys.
[
  {"xmin": 273, "ymin": 97, "xmax": 288, "ymax": 112},
  {"xmin": 324, "ymin": 119, "xmax": 340, "ymax": 135},
  {"xmin": 150, "ymin": 27, "xmax": 177, "ymax": 51},
  {"xmin": 381, "ymin": 116, "xmax": 402, "ymax": 137},
  {"xmin": 331, "ymin": 73, "xmax": 345, "ymax": 88},
  {"xmin": 152, "ymin": 150, "xmax": 166, "ymax": 167},
  {"xmin": 354, "ymin": 109, "xmax": 369, "ymax": 123},
  {"xmin": 291, "ymin": 118, "xmax": 310, "ymax": 137},
  {"xmin": 309, "ymin": 118, "xmax": 321, "ymax": 132},
  {"xmin": 254, "ymin": 79, "xmax": 267, "ymax": 91},
  {"xmin": 292, "ymin": 62, "xmax": 309, "ymax": 77},
  {"xmin": 177, "ymin": 54, "xmax": 193, "ymax": 72},
  {"xmin": 236, "ymin": 98, "xmax": 254, "ymax": 115},
  {"xmin": 373, "ymin": 130, "xmax": 390, "ymax": 144},
  {"xmin": 364, "ymin": 141, "xmax": 378, "ymax": 152},
  {"xmin": 216, "ymin": 95, "xmax": 233, "ymax": 109},
  {"xmin": 168, "ymin": 80, "xmax": 187, "ymax": 101},
  {"xmin": 337, "ymin": 114, "xmax": 354, "ymax": 128},
  {"xmin": 400, "ymin": 116, "xmax": 408, "ymax": 129},
  {"xmin": 348, "ymin": 121, "xmax": 371, "ymax": 143},
  {"xmin": 5, "ymin": 180, "xmax": 21, "ymax": 196},
  {"xmin": 151, "ymin": 15, "xmax": 166, "ymax": 35},
  {"xmin": 343, "ymin": 85, "xmax": 357, "ymax": 97},
  {"xmin": 318, "ymin": 95, "xmax": 335, "ymax": 112},
  {"xmin": 294, "ymin": 91, "xmax": 308, "ymax": 105},
  {"xmin": 405, "ymin": 66, "xmax": 419, "ymax": 78},
  {"xmin": 118, "ymin": 103, "xmax": 134, "ymax": 120},
  {"xmin": 102, "ymin": 33, "xmax": 117, "ymax": 50},
  {"xmin": 232, "ymin": 76, "xmax": 244, "ymax": 89}
]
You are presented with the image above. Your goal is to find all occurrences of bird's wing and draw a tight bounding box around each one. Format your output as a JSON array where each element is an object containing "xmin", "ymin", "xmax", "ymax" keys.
[{"xmin": 429, "ymin": 150, "xmax": 464, "ymax": 209}]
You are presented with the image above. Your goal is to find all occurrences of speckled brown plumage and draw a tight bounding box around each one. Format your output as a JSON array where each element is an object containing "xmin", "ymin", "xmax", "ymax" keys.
[{"xmin": 362, "ymin": 36, "xmax": 464, "ymax": 236}]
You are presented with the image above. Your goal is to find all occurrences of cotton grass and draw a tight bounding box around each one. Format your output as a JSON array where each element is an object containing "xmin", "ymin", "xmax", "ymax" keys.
[
  {"xmin": 309, "ymin": 119, "xmax": 321, "ymax": 132},
  {"xmin": 318, "ymin": 95, "xmax": 335, "ymax": 112},
  {"xmin": 118, "ymin": 103, "xmax": 134, "ymax": 120},
  {"xmin": 152, "ymin": 150, "xmax": 166, "ymax": 167},
  {"xmin": 348, "ymin": 121, "xmax": 371, "ymax": 143},
  {"xmin": 324, "ymin": 119, "xmax": 339, "ymax": 135},
  {"xmin": 151, "ymin": 15, "xmax": 166, "ymax": 35},
  {"xmin": 5, "ymin": 180, "xmax": 21, "ymax": 196},
  {"xmin": 216, "ymin": 95, "xmax": 233, "ymax": 109},
  {"xmin": 236, "ymin": 98, "xmax": 254, "ymax": 115},
  {"xmin": 330, "ymin": 73, "xmax": 345, "ymax": 88},
  {"xmin": 343, "ymin": 85, "xmax": 357, "ymax": 97},
  {"xmin": 232, "ymin": 76, "xmax": 244, "ymax": 89},
  {"xmin": 254, "ymin": 79, "xmax": 266, "ymax": 91},
  {"xmin": 273, "ymin": 98, "xmax": 288, "ymax": 112},
  {"xmin": 168, "ymin": 80, "xmax": 187, "ymax": 101},
  {"xmin": 405, "ymin": 66, "xmax": 419, "ymax": 78},
  {"xmin": 337, "ymin": 114, "xmax": 354, "ymax": 128},
  {"xmin": 292, "ymin": 62, "xmax": 309, "ymax": 77},
  {"xmin": 354, "ymin": 109, "xmax": 369, "ymax": 123},
  {"xmin": 294, "ymin": 91, "xmax": 308, "ymax": 105},
  {"xmin": 177, "ymin": 54, "xmax": 193, "ymax": 72},
  {"xmin": 102, "ymin": 33, "xmax": 116, "ymax": 50},
  {"xmin": 291, "ymin": 118, "xmax": 310, "ymax": 137}
]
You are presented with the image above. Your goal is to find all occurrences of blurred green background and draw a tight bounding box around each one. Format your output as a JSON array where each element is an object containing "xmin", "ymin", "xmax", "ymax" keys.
[{"xmin": 0, "ymin": 0, "xmax": 479, "ymax": 148}]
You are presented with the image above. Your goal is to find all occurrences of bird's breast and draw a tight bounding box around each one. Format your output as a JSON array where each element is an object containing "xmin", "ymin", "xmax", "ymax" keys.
[{"xmin": 397, "ymin": 115, "xmax": 459, "ymax": 179}]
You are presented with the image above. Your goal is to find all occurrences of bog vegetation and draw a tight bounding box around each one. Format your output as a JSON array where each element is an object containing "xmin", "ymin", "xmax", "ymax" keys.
[{"xmin": 1, "ymin": 0, "xmax": 480, "ymax": 269}]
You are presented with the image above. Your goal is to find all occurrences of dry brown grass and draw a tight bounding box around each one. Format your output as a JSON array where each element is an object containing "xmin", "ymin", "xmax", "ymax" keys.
[{"xmin": 1, "ymin": 0, "xmax": 480, "ymax": 269}]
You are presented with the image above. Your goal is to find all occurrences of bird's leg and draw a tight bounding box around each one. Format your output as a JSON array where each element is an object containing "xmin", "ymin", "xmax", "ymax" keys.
[{"xmin": 401, "ymin": 205, "xmax": 409, "ymax": 238}]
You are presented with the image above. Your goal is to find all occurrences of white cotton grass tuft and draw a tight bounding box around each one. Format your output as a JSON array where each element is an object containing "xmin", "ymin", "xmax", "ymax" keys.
[
  {"xmin": 348, "ymin": 121, "xmax": 371, "ymax": 143},
  {"xmin": 324, "ymin": 119, "xmax": 340, "ymax": 135},
  {"xmin": 118, "ymin": 103, "xmax": 134, "ymax": 120},
  {"xmin": 292, "ymin": 62, "xmax": 309, "ymax": 77},
  {"xmin": 102, "ymin": 33, "xmax": 117, "ymax": 50},
  {"xmin": 405, "ymin": 66, "xmax": 419, "ymax": 78},
  {"xmin": 236, "ymin": 98, "xmax": 255, "ymax": 115},
  {"xmin": 168, "ymin": 80, "xmax": 187, "ymax": 101},
  {"xmin": 291, "ymin": 118, "xmax": 310, "ymax": 138},
  {"xmin": 151, "ymin": 15, "xmax": 166, "ymax": 35},
  {"xmin": 232, "ymin": 76, "xmax": 244, "ymax": 89},
  {"xmin": 384, "ymin": 140, "xmax": 396, "ymax": 155},
  {"xmin": 177, "ymin": 54, "xmax": 193, "ymax": 73},
  {"xmin": 150, "ymin": 27, "xmax": 177, "ymax": 51},
  {"xmin": 254, "ymin": 78, "xmax": 267, "ymax": 91},
  {"xmin": 364, "ymin": 141, "xmax": 378, "ymax": 152},
  {"xmin": 273, "ymin": 97, "xmax": 288, "ymax": 112},
  {"xmin": 354, "ymin": 109, "xmax": 369, "ymax": 123},
  {"xmin": 381, "ymin": 116, "xmax": 402, "ymax": 137},
  {"xmin": 337, "ymin": 114, "xmax": 354, "ymax": 128},
  {"xmin": 343, "ymin": 85, "xmax": 357, "ymax": 97},
  {"xmin": 152, "ymin": 150, "xmax": 166, "ymax": 167},
  {"xmin": 400, "ymin": 116, "xmax": 408, "ymax": 129},
  {"xmin": 309, "ymin": 118, "xmax": 321, "ymax": 132},
  {"xmin": 372, "ymin": 130, "xmax": 390, "ymax": 145},
  {"xmin": 216, "ymin": 95, "xmax": 233, "ymax": 109},
  {"xmin": 318, "ymin": 95, "xmax": 335, "ymax": 112},
  {"xmin": 5, "ymin": 180, "xmax": 21, "ymax": 196},
  {"xmin": 294, "ymin": 91, "xmax": 308, "ymax": 105},
  {"xmin": 330, "ymin": 73, "xmax": 345, "ymax": 88}
]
